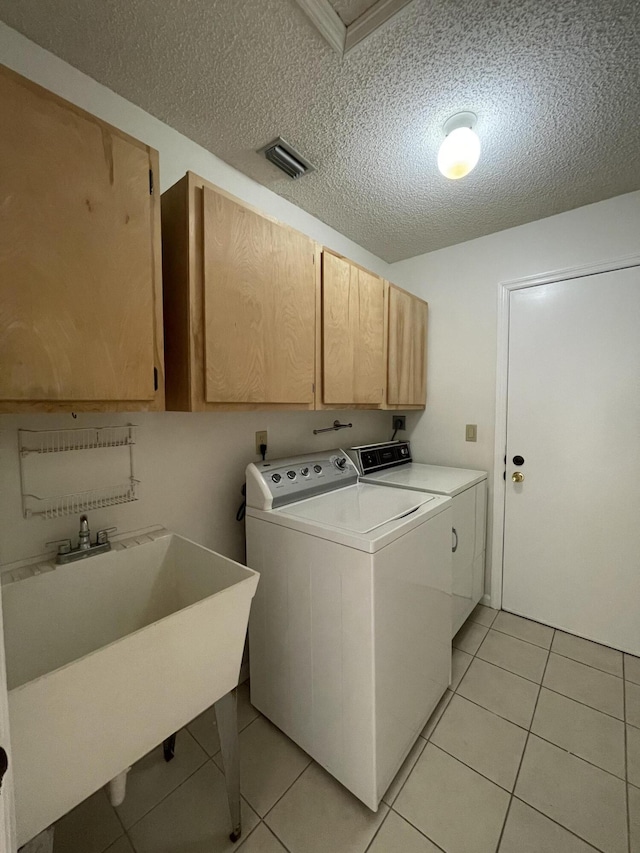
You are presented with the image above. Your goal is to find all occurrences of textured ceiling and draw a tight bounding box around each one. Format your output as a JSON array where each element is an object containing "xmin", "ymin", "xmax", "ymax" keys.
[
  {"xmin": 1, "ymin": 0, "xmax": 639, "ymax": 262},
  {"xmin": 331, "ymin": 0, "xmax": 378, "ymax": 26}
]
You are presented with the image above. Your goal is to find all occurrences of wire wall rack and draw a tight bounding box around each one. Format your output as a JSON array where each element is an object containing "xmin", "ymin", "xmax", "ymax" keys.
[
  {"xmin": 19, "ymin": 424, "xmax": 136, "ymax": 454},
  {"xmin": 18, "ymin": 424, "xmax": 139, "ymax": 519},
  {"xmin": 22, "ymin": 483, "xmax": 139, "ymax": 520}
]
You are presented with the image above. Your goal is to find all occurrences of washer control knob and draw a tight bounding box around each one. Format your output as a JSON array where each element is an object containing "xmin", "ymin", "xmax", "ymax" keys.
[
  {"xmin": 271, "ymin": 473, "xmax": 282, "ymax": 483},
  {"xmin": 301, "ymin": 467, "xmax": 310, "ymax": 477},
  {"xmin": 334, "ymin": 457, "xmax": 347, "ymax": 470},
  {"xmin": 313, "ymin": 464, "xmax": 322, "ymax": 474},
  {"xmin": 286, "ymin": 470, "xmax": 296, "ymax": 480}
]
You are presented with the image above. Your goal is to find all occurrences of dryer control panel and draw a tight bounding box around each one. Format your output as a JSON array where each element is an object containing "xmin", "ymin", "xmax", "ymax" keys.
[
  {"xmin": 246, "ymin": 450, "xmax": 358, "ymax": 510},
  {"xmin": 347, "ymin": 441, "xmax": 412, "ymax": 476}
]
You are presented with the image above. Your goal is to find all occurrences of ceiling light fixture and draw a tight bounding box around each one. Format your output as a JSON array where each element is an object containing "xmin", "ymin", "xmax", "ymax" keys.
[{"xmin": 437, "ymin": 112, "xmax": 480, "ymax": 180}]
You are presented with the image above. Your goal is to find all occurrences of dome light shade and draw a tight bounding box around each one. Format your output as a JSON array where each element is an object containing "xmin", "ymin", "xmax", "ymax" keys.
[{"xmin": 438, "ymin": 113, "xmax": 480, "ymax": 180}]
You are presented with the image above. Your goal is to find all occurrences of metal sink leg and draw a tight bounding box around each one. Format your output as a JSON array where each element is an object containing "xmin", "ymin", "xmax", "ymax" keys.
[
  {"xmin": 162, "ymin": 732, "xmax": 177, "ymax": 762},
  {"xmin": 214, "ymin": 688, "xmax": 241, "ymax": 842}
]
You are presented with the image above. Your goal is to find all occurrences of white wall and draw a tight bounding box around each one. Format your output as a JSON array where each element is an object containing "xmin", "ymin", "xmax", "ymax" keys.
[
  {"xmin": 0, "ymin": 23, "xmax": 395, "ymax": 567},
  {"xmin": 390, "ymin": 190, "xmax": 640, "ymax": 593}
]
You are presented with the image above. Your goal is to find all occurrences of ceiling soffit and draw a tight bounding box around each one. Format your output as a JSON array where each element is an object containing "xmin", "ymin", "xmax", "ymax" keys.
[{"xmin": 294, "ymin": 0, "xmax": 415, "ymax": 54}]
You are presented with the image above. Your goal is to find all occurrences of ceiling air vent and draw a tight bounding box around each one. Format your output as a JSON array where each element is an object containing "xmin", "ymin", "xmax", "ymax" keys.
[{"xmin": 259, "ymin": 137, "xmax": 315, "ymax": 179}]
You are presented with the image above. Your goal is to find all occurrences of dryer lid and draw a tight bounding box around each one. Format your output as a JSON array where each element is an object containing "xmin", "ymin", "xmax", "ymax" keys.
[
  {"xmin": 363, "ymin": 463, "xmax": 487, "ymax": 496},
  {"xmin": 276, "ymin": 482, "xmax": 435, "ymax": 534}
]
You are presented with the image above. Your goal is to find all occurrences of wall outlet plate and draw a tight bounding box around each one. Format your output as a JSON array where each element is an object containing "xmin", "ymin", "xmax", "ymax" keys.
[
  {"xmin": 392, "ymin": 416, "xmax": 406, "ymax": 431},
  {"xmin": 465, "ymin": 424, "xmax": 477, "ymax": 442},
  {"xmin": 255, "ymin": 430, "xmax": 268, "ymax": 454}
]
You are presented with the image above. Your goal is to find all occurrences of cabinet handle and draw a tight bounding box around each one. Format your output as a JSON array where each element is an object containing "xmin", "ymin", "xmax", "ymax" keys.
[{"xmin": 452, "ymin": 527, "xmax": 458, "ymax": 553}]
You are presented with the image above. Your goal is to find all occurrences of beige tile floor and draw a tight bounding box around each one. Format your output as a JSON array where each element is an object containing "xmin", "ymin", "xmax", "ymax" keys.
[{"xmin": 49, "ymin": 609, "xmax": 640, "ymax": 853}]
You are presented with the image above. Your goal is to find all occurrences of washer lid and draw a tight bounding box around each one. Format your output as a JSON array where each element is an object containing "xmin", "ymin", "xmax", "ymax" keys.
[
  {"xmin": 277, "ymin": 482, "xmax": 435, "ymax": 534},
  {"xmin": 363, "ymin": 463, "xmax": 487, "ymax": 496}
]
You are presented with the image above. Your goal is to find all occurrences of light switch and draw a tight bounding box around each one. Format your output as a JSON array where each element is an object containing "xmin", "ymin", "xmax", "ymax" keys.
[{"xmin": 465, "ymin": 424, "xmax": 477, "ymax": 442}]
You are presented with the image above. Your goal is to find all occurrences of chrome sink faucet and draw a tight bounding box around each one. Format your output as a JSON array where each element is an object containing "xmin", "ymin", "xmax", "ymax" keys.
[
  {"xmin": 47, "ymin": 515, "xmax": 117, "ymax": 565},
  {"xmin": 78, "ymin": 515, "xmax": 91, "ymax": 550}
]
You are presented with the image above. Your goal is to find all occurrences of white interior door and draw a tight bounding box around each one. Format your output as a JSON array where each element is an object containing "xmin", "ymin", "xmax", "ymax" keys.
[
  {"xmin": 502, "ymin": 263, "xmax": 640, "ymax": 654},
  {"xmin": 0, "ymin": 586, "xmax": 16, "ymax": 852}
]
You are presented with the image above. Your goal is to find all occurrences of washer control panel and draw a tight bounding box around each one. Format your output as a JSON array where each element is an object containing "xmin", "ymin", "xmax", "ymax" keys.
[{"xmin": 246, "ymin": 450, "xmax": 357, "ymax": 509}]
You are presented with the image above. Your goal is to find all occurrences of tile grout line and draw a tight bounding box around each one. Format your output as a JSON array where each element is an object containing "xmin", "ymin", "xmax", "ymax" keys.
[
  {"xmin": 118, "ymin": 749, "xmax": 211, "ymax": 838},
  {"xmin": 261, "ymin": 820, "xmax": 295, "ymax": 853},
  {"xmin": 456, "ymin": 634, "xmax": 551, "ymax": 686},
  {"xmin": 508, "ymin": 794, "xmax": 611, "ymax": 853},
  {"xmin": 427, "ymin": 722, "xmax": 627, "ymax": 792},
  {"xmin": 457, "ymin": 616, "xmax": 628, "ymax": 746},
  {"xmin": 548, "ymin": 648, "xmax": 625, "ymax": 679},
  {"xmin": 361, "ymin": 808, "xmax": 391, "ymax": 853},
  {"xmin": 452, "ymin": 687, "xmax": 529, "ymax": 732},
  {"xmin": 234, "ymin": 821, "xmax": 287, "ymax": 853},
  {"xmin": 189, "ymin": 700, "xmax": 261, "ymax": 760},
  {"xmin": 492, "ymin": 627, "xmax": 554, "ymax": 852},
  {"xmin": 115, "ymin": 703, "xmax": 261, "ymax": 850},
  {"xmin": 434, "ymin": 677, "xmax": 628, "ymax": 788},
  {"xmin": 457, "ymin": 614, "xmax": 631, "ymax": 851},
  {"xmin": 110, "ymin": 750, "xmax": 216, "ymax": 853},
  {"xmin": 458, "ymin": 646, "xmax": 627, "ymax": 724},
  {"xmin": 382, "ymin": 612, "xmax": 498, "ymax": 850},
  {"xmin": 524, "ymin": 729, "xmax": 627, "ymax": 784},
  {"xmin": 487, "ymin": 626, "xmax": 555, "ymax": 651},
  {"xmin": 465, "ymin": 615, "xmax": 627, "ymax": 679},
  {"xmin": 536, "ymin": 683, "xmax": 625, "ymax": 725},
  {"xmin": 385, "ymin": 807, "xmax": 448, "ymax": 853},
  {"xmin": 260, "ymin": 753, "xmax": 313, "ymax": 822}
]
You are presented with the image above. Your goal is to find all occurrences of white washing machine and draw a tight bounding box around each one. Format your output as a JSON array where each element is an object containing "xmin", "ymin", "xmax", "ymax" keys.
[
  {"xmin": 245, "ymin": 450, "xmax": 452, "ymax": 811},
  {"xmin": 347, "ymin": 441, "xmax": 487, "ymax": 636}
]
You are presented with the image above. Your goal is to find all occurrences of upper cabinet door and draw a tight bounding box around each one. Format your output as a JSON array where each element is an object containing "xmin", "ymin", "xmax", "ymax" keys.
[
  {"xmin": 202, "ymin": 186, "xmax": 316, "ymax": 404},
  {"xmin": 386, "ymin": 284, "xmax": 428, "ymax": 407},
  {"xmin": 0, "ymin": 66, "xmax": 162, "ymax": 406},
  {"xmin": 322, "ymin": 252, "xmax": 385, "ymax": 406}
]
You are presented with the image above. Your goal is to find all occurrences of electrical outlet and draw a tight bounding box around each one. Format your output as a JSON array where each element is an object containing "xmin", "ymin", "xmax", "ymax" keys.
[
  {"xmin": 392, "ymin": 416, "xmax": 406, "ymax": 431},
  {"xmin": 465, "ymin": 424, "xmax": 477, "ymax": 442},
  {"xmin": 255, "ymin": 430, "xmax": 268, "ymax": 454}
]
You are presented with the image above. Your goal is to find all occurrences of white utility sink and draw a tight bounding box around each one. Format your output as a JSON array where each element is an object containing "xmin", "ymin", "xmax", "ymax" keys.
[{"xmin": 1, "ymin": 529, "xmax": 259, "ymax": 847}]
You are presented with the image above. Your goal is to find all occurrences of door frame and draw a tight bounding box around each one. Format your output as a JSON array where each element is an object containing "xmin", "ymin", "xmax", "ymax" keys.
[{"xmin": 489, "ymin": 252, "xmax": 640, "ymax": 610}]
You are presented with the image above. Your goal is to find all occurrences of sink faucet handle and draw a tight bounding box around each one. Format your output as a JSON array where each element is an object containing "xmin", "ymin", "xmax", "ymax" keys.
[
  {"xmin": 46, "ymin": 538, "xmax": 72, "ymax": 555},
  {"xmin": 96, "ymin": 527, "xmax": 117, "ymax": 545}
]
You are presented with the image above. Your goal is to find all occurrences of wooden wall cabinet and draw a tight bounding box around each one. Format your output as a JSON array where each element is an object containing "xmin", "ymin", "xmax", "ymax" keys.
[
  {"xmin": 319, "ymin": 251, "xmax": 386, "ymax": 408},
  {"xmin": 318, "ymin": 254, "xmax": 427, "ymax": 410},
  {"xmin": 160, "ymin": 176, "xmax": 427, "ymax": 413},
  {"xmin": 0, "ymin": 65, "xmax": 164, "ymax": 413},
  {"xmin": 385, "ymin": 283, "xmax": 428, "ymax": 409},
  {"xmin": 161, "ymin": 174, "xmax": 318, "ymax": 410}
]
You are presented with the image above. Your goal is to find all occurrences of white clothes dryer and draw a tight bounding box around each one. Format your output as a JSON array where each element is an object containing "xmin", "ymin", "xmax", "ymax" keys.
[
  {"xmin": 245, "ymin": 450, "xmax": 452, "ymax": 811},
  {"xmin": 347, "ymin": 441, "xmax": 487, "ymax": 636}
]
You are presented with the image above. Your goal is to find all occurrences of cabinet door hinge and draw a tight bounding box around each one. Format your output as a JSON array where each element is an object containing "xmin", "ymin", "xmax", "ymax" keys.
[
  {"xmin": 149, "ymin": 169, "xmax": 154, "ymax": 195},
  {"xmin": 312, "ymin": 383, "xmax": 315, "ymax": 393},
  {"xmin": 153, "ymin": 367, "xmax": 158, "ymax": 391}
]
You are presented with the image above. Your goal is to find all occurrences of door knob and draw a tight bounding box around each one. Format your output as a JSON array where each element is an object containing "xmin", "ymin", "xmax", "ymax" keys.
[{"xmin": 512, "ymin": 472, "xmax": 525, "ymax": 483}]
